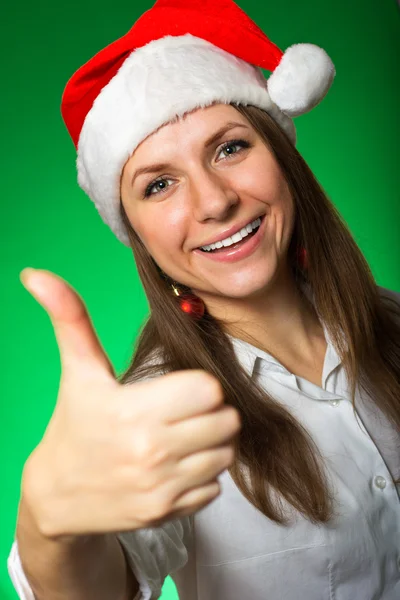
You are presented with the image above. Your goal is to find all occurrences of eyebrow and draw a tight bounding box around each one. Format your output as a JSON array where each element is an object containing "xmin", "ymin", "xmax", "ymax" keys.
[{"xmin": 130, "ymin": 121, "xmax": 250, "ymax": 186}]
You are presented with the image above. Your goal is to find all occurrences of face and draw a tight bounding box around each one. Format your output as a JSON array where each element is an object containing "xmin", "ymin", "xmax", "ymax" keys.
[{"xmin": 120, "ymin": 104, "xmax": 295, "ymax": 309}]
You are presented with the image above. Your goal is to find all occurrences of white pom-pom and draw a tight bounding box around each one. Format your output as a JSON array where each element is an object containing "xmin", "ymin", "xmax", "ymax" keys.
[{"xmin": 267, "ymin": 43, "xmax": 335, "ymax": 117}]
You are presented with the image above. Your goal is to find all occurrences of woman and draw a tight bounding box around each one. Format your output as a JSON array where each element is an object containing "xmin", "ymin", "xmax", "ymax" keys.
[{"xmin": 8, "ymin": 0, "xmax": 400, "ymax": 599}]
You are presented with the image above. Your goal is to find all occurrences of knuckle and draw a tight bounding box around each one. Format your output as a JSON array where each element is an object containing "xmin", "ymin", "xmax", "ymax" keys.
[
  {"xmin": 129, "ymin": 432, "xmax": 170, "ymax": 492},
  {"xmin": 153, "ymin": 492, "xmax": 175, "ymax": 519},
  {"xmin": 132, "ymin": 469, "xmax": 158, "ymax": 492},
  {"xmin": 132, "ymin": 430, "xmax": 164, "ymax": 464},
  {"xmin": 146, "ymin": 444, "xmax": 170, "ymax": 469},
  {"xmin": 126, "ymin": 499, "xmax": 159, "ymax": 527}
]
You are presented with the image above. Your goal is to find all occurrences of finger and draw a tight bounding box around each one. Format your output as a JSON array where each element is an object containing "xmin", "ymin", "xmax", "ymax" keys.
[
  {"xmin": 172, "ymin": 445, "xmax": 234, "ymax": 494},
  {"xmin": 167, "ymin": 407, "xmax": 241, "ymax": 458},
  {"xmin": 170, "ymin": 480, "xmax": 221, "ymax": 515},
  {"xmin": 136, "ymin": 370, "xmax": 225, "ymax": 423},
  {"xmin": 20, "ymin": 268, "xmax": 115, "ymax": 377}
]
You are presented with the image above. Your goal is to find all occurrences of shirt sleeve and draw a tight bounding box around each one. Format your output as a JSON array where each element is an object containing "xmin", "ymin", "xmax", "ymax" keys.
[
  {"xmin": 116, "ymin": 516, "xmax": 192, "ymax": 599},
  {"xmin": 7, "ymin": 517, "xmax": 191, "ymax": 600},
  {"xmin": 7, "ymin": 540, "xmax": 37, "ymax": 600}
]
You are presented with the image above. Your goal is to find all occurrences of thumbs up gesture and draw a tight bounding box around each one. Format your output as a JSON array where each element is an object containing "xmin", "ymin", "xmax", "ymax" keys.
[{"xmin": 19, "ymin": 269, "xmax": 241, "ymax": 539}]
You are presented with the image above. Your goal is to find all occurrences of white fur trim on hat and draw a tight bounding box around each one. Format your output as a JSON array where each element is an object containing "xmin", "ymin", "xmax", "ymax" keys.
[
  {"xmin": 268, "ymin": 43, "xmax": 336, "ymax": 117},
  {"xmin": 77, "ymin": 34, "xmax": 295, "ymax": 246}
]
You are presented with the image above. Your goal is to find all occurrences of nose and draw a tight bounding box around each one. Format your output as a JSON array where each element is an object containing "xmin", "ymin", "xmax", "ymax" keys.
[{"xmin": 189, "ymin": 167, "xmax": 239, "ymax": 222}]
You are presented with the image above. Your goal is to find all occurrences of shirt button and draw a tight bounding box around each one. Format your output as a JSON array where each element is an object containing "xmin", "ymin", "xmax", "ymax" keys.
[
  {"xmin": 329, "ymin": 399, "xmax": 340, "ymax": 407},
  {"xmin": 374, "ymin": 475, "xmax": 387, "ymax": 490}
]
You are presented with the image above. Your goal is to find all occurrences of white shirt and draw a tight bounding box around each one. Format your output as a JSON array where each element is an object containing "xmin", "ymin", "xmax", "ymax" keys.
[{"xmin": 8, "ymin": 285, "xmax": 400, "ymax": 600}]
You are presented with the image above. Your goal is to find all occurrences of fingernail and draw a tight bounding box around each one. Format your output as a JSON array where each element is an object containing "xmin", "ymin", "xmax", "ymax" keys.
[{"xmin": 20, "ymin": 268, "xmax": 42, "ymax": 296}]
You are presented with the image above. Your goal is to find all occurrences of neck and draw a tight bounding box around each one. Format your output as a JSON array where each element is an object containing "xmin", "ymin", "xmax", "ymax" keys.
[{"xmin": 201, "ymin": 266, "xmax": 326, "ymax": 367}]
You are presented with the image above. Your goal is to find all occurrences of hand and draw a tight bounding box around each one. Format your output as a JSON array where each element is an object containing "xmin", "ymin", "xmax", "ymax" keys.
[{"xmin": 20, "ymin": 269, "xmax": 241, "ymax": 539}]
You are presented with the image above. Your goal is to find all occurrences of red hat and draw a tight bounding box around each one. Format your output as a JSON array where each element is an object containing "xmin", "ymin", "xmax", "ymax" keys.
[{"xmin": 62, "ymin": 0, "xmax": 335, "ymax": 246}]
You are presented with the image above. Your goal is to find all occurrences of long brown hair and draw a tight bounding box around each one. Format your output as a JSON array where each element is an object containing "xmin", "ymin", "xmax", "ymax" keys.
[{"xmin": 118, "ymin": 105, "xmax": 400, "ymax": 525}]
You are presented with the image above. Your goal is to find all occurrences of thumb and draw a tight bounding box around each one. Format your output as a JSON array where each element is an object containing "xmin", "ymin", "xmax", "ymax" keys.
[{"xmin": 20, "ymin": 268, "xmax": 115, "ymax": 379}]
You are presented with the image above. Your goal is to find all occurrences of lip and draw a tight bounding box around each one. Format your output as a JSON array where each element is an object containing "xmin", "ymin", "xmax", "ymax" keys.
[
  {"xmin": 192, "ymin": 214, "xmax": 267, "ymax": 263},
  {"xmin": 194, "ymin": 214, "xmax": 265, "ymax": 250}
]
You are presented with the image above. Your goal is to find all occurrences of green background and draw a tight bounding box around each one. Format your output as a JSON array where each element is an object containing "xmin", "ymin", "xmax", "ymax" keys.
[{"xmin": 1, "ymin": 1, "xmax": 399, "ymax": 598}]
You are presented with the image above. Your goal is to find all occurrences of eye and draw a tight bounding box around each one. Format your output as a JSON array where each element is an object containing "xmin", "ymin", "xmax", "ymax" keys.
[
  {"xmin": 217, "ymin": 138, "xmax": 251, "ymax": 161},
  {"xmin": 144, "ymin": 177, "xmax": 174, "ymax": 198}
]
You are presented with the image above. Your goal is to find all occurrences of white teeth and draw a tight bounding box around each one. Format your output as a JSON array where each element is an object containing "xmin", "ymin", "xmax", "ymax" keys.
[
  {"xmin": 231, "ymin": 232, "xmax": 243, "ymax": 243},
  {"xmin": 200, "ymin": 217, "xmax": 261, "ymax": 252}
]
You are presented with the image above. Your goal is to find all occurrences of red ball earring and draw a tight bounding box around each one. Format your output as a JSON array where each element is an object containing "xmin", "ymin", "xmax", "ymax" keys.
[
  {"xmin": 171, "ymin": 283, "xmax": 205, "ymax": 320},
  {"xmin": 297, "ymin": 246, "xmax": 308, "ymax": 270}
]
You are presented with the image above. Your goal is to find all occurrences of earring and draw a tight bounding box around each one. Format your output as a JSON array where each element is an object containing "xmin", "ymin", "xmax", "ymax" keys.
[
  {"xmin": 297, "ymin": 246, "xmax": 308, "ymax": 270},
  {"xmin": 171, "ymin": 283, "xmax": 205, "ymax": 320}
]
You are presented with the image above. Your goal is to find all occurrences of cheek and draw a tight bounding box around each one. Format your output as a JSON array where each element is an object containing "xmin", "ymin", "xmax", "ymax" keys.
[
  {"xmin": 259, "ymin": 162, "xmax": 293, "ymax": 212},
  {"xmin": 134, "ymin": 206, "xmax": 186, "ymax": 255},
  {"xmin": 247, "ymin": 162, "xmax": 294, "ymax": 230},
  {"xmin": 236, "ymin": 155, "xmax": 286, "ymax": 201}
]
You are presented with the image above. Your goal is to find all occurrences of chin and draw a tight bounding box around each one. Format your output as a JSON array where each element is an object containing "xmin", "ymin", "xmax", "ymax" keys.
[
  {"xmin": 192, "ymin": 259, "xmax": 280, "ymax": 301},
  {"xmin": 215, "ymin": 273, "xmax": 276, "ymax": 300}
]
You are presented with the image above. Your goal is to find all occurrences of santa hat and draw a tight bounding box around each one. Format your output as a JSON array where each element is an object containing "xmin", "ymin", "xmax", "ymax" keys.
[{"xmin": 61, "ymin": 0, "xmax": 335, "ymax": 246}]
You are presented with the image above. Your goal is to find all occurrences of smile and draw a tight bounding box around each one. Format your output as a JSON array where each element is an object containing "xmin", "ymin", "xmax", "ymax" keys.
[
  {"xmin": 193, "ymin": 214, "xmax": 267, "ymax": 264},
  {"xmin": 199, "ymin": 217, "xmax": 262, "ymax": 252}
]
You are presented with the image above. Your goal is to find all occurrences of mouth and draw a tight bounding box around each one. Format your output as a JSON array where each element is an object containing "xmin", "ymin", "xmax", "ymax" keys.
[
  {"xmin": 192, "ymin": 214, "xmax": 267, "ymax": 264},
  {"xmin": 197, "ymin": 215, "xmax": 264, "ymax": 253}
]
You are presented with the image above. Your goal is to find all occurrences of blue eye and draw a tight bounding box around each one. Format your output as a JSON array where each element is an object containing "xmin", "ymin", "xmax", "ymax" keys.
[
  {"xmin": 218, "ymin": 139, "xmax": 251, "ymax": 160},
  {"xmin": 144, "ymin": 177, "xmax": 173, "ymax": 198}
]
